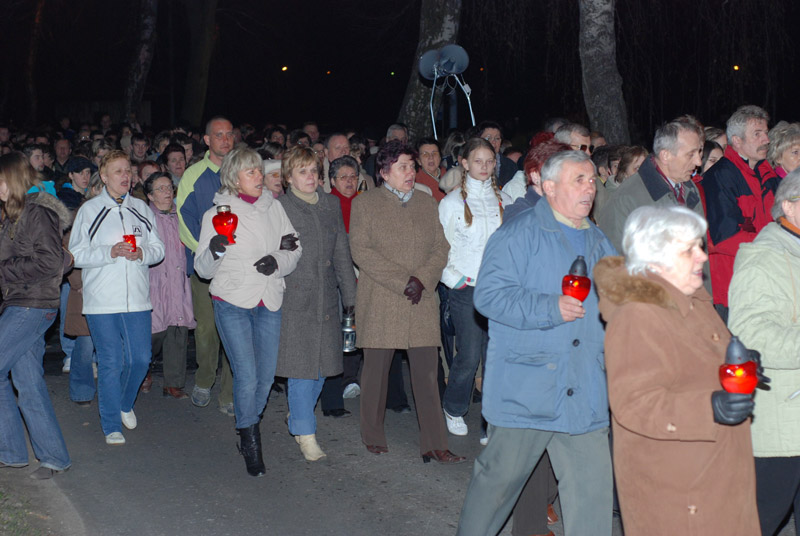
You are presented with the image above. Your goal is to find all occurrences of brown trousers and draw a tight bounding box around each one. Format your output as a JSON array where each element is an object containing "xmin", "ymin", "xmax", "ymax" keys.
[{"xmin": 360, "ymin": 347, "xmax": 448, "ymax": 454}]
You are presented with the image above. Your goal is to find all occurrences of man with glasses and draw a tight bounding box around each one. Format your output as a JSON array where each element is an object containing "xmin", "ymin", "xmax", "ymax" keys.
[
  {"xmin": 176, "ymin": 116, "xmax": 235, "ymax": 415},
  {"xmin": 474, "ymin": 120, "xmax": 517, "ymax": 188},
  {"xmin": 554, "ymin": 123, "xmax": 592, "ymax": 155}
]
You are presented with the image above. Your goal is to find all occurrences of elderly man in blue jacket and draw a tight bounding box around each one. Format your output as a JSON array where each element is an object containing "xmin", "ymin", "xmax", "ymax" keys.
[{"xmin": 456, "ymin": 150, "xmax": 617, "ymax": 536}]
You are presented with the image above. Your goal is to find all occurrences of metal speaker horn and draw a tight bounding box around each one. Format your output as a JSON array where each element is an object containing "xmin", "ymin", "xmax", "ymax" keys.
[
  {"xmin": 438, "ymin": 44, "xmax": 469, "ymax": 75},
  {"xmin": 418, "ymin": 49, "xmax": 440, "ymax": 80}
]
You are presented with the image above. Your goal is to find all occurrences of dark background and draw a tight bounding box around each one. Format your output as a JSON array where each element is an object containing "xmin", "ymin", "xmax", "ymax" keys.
[{"xmin": 1, "ymin": 0, "xmax": 798, "ymax": 143}]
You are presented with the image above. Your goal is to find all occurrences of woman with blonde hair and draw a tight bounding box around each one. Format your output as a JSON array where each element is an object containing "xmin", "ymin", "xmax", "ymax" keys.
[
  {"xmin": 0, "ymin": 153, "xmax": 73, "ymax": 479},
  {"xmin": 438, "ymin": 138, "xmax": 510, "ymax": 443}
]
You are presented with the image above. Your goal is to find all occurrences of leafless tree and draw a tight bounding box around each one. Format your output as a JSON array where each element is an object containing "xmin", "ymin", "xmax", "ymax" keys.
[{"xmin": 124, "ymin": 0, "xmax": 159, "ymax": 122}]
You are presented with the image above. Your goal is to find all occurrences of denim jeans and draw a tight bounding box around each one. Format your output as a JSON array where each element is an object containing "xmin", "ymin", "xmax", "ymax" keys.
[
  {"xmin": 0, "ymin": 307, "xmax": 71, "ymax": 470},
  {"xmin": 442, "ymin": 286, "xmax": 488, "ymax": 417},
  {"xmin": 288, "ymin": 373, "xmax": 325, "ymax": 436},
  {"xmin": 213, "ymin": 300, "xmax": 280, "ymax": 428},
  {"xmin": 86, "ymin": 311, "xmax": 152, "ymax": 435},
  {"xmin": 59, "ymin": 282, "xmax": 75, "ymax": 364},
  {"xmin": 69, "ymin": 335, "xmax": 96, "ymax": 402}
]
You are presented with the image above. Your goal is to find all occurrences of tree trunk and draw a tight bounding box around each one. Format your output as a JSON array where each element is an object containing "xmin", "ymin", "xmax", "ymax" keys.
[
  {"xmin": 24, "ymin": 0, "xmax": 46, "ymax": 127},
  {"xmin": 578, "ymin": 0, "xmax": 629, "ymax": 144},
  {"xmin": 123, "ymin": 0, "xmax": 159, "ymax": 123},
  {"xmin": 180, "ymin": 0, "xmax": 217, "ymax": 128},
  {"xmin": 397, "ymin": 0, "xmax": 462, "ymax": 141}
]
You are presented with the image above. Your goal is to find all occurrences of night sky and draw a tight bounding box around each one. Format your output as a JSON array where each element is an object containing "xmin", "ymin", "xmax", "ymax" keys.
[{"xmin": 2, "ymin": 0, "xmax": 800, "ymax": 144}]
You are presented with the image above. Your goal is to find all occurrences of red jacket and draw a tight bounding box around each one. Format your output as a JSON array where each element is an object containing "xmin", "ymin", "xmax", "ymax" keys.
[{"xmin": 700, "ymin": 145, "xmax": 780, "ymax": 306}]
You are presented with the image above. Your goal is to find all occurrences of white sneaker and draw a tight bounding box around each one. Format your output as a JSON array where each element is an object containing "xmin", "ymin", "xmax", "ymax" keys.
[
  {"xmin": 62, "ymin": 358, "xmax": 71, "ymax": 373},
  {"xmin": 444, "ymin": 410, "xmax": 468, "ymax": 436},
  {"xmin": 121, "ymin": 410, "xmax": 137, "ymax": 430},
  {"xmin": 105, "ymin": 432, "xmax": 126, "ymax": 445},
  {"xmin": 343, "ymin": 383, "xmax": 361, "ymax": 399}
]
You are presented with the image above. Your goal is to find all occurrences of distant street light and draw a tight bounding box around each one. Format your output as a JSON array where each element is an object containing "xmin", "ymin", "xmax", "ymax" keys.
[
  {"xmin": 733, "ymin": 65, "xmax": 740, "ymax": 71},
  {"xmin": 281, "ymin": 66, "xmax": 288, "ymax": 72}
]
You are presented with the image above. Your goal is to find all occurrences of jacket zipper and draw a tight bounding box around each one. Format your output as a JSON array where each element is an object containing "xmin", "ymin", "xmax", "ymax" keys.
[{"xmin": 118, "ymin": 207, "xmax": 130, "ymax": 312}]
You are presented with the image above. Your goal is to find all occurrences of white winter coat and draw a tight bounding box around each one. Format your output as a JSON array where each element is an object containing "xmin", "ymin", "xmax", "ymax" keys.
[
  {"xmin": 194, "ymin": 191, "xmax": 301, "ymax": 311},
  {"xmin": 70, "ymin": 188, "xmax": 165, "ymax": 314},
  {"xmin": 438, "ymin": 176, "xmax": 511, "ymax": 288}
]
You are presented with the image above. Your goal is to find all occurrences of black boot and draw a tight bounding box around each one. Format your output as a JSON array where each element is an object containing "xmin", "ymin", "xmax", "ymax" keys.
[{"xmin": 236, "ymin": 424, "xmax": 266, "ymax": 477}]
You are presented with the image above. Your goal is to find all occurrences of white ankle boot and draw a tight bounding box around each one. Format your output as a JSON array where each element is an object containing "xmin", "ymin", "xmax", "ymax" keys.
[{"xmin": 295, "ymin": 434, "xmax": 326, "ymax": 461}]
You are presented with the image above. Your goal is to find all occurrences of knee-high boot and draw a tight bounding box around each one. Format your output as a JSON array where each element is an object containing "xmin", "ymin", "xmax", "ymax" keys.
[{"xmin": 237, "ymin": 424, "xmax": 266, "ymax": 477}]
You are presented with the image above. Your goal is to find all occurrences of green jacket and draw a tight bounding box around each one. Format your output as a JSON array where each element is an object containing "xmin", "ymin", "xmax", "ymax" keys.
[{"xmin": 729, "ymin": 221, "xmax": 800, "ymax": 457}]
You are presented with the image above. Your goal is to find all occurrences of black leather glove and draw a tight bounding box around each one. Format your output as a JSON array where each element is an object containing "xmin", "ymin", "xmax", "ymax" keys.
[
  {"xmin": 209, "ymin": 234, "xmax": 229, "ymax": 260},
  {"xmin": 280, "ymin": 233, "xmax": 299, "ymax": 251},
  {"xmin": 403, "ymin": 276, "xmax": 424, "ymax": 305},
  {"xmin": 343, "ymin": 305, "xmax": 355, "ymax": 317},
  {"xmin": 747, "ymin": 349, "xmax": 771, "ymax": 385},
  {"xmin": 711, "ymin": 390, "xmax": 754, "ymax": 425},
  {"xmin": 253, "ymin": 255, "xmax": 278, "ymax": 276}
]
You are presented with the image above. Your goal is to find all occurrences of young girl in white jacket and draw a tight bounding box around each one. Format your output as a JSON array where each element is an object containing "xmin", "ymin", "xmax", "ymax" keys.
[{"xmin": 438, "ymin": 138, "xmax": 511, "ymax": 440}]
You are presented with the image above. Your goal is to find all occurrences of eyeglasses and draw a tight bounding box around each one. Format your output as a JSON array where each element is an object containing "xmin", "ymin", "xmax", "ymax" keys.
[
  {"xmin": 571, "ymin": 144, "xmax": 590, "ymax": 152},
  {"xmin": 152, "ymin": 185, "xmax": 174, "ymax": 193},
  {"xmin": 335, "ymin": 174, "xmax": 358, "ymax": 182},
  {"xmin": 420, "ymin": 151, "xmax": 440, "ymax": 158}
]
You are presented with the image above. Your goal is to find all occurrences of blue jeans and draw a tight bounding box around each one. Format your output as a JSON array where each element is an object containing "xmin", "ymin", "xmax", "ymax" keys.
[
  {"xmin": 443, "ymin": 286, "xmax": 488, "ymax": 417},
  {"xmin": 59, "ymin": 282, "xmax": 75, "ymax": 364},
  {"xmin": 69, "ymin": 335, "xmax": 96, "ymax": 402},
  {"xmin": 213, "ymin": 300, "xmax": 280, "ymax": 428},
  {"xmin": 86, "ymin": 311, "xmax": 152, "ymax": 435},
  {"xmin": 288, "ymin": 373, "xmax": 325, "ymax": 436},
  {"xmin": 0, "ymin": 307, "xmax": 70, "ymax": 470}
]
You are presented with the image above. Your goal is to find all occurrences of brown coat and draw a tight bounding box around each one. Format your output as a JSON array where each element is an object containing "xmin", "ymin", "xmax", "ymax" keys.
[
  {"xmin": 349, "ymin": 187, "xmax": 448, "ymax": 349},
  {"xmin": 595, "ymin": 256, "xmax": 759, "ymax": 536}
]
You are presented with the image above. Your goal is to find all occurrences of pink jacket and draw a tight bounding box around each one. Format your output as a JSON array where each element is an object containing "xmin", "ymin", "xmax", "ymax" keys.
[{"xmin": 149, "ymin": 202, "xmax": 196, "ymax": 332}]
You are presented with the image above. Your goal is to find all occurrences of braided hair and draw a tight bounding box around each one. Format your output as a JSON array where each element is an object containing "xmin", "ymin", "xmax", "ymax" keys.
[{"xmin": 459, "ymin": 137, "xmax": 504, "ymax": 226}]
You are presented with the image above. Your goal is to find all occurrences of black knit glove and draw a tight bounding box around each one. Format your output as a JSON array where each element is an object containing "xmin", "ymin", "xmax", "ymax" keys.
[
  {"xmin": 253, "ymin": 255, "xmax": 278, "ymax": 276},
  {"xmin": 711, "ymin": 391, "xmax": 754, "ymax": 425},
  {"xmin": 280, "ymin": 233, "xmax": 299, "ymax": 251},
  {"xmin": 209, "ymin": 234, "xmax": 229, "ymax": 260}
]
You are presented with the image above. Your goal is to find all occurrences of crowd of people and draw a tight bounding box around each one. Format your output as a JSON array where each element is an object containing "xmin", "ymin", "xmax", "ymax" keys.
[{"xmin": 0, "ymin": 104, "xmax": 798, "ymax": 534}]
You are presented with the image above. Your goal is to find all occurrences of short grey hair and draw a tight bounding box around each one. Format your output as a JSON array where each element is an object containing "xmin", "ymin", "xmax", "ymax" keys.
[
  {"xmin": 540, "ymin": 150, "xmax": 595, "ymax": 184},
  {"xmin": 623, "ymin": 205, "xmax": 707, "ymax": 275},
  {"xmin": 653, "ymin": 117, "xmax": 704, "ymax": 156},
  {"xmin": 767, "ymin": 121, "xmax": 800, "ymax": 168},
  {"xmin": 386, "ymin": 124, "xmax": 408, "ymax": 140},
  {"xmin": 553, "ymin": 123, "xmax": 590, "ymax": 145},
  {"xmin": 726, "ymin": 105, "xmax": 769, "ymax": 141},
  {"xmin": 771, "ymin": 168, "xmax": 800, "ymax": 220},
  {"xmin": 219, "ymin": 146, "xmax": 263, "ymax": 196}
]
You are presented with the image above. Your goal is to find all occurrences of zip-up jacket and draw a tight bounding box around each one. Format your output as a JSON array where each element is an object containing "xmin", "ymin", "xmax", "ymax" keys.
[
  {"xmin": 69, "ymin": 188, "xmax": 165, "ymax": 314},
  {"xmin": 438, "ymin": 175, "xmax": 511, "ymax": 288}
]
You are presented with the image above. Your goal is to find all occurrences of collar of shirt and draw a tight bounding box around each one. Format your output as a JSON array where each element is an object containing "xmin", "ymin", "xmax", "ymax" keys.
[{"xmin": 551, "ymin": 206, "xmax": 590, "ymax": 230}]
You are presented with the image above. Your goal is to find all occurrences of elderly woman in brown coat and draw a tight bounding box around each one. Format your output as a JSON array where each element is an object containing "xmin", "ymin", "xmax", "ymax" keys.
[
  {"xmin": 276, "ymin": 147, "xmax": 357, "ymax": 461},
  {"xmin": 349, "ymin": 140, "xmax": 464, "ymax": 464},
  {"xmin": 594, "ymin": 205, "xmax": 760, "ymax": 535}
]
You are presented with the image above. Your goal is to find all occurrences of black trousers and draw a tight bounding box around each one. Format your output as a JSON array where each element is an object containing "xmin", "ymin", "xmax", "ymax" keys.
[
  {"xmin": 320, "ymin": 350, "xmax": 408, "ymax": 411},
  {"xmin": 755, "ymin": 456, "xmax": 800, "ymax": 535}
]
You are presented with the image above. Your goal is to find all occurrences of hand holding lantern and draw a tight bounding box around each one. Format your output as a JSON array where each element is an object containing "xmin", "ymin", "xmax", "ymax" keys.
[{"xmin": 719, "ymin": 336, "xmax": 761, "ymax": 394}]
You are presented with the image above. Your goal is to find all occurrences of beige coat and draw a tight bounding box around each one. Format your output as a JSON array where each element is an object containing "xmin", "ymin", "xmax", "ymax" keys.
[
  {"xmin": 595, "ymin": 256, "xmax": 759, "ymax": 536},
  {"xmin": 349, "ymin": 187, "xmax": 448, "ymax": 349}
]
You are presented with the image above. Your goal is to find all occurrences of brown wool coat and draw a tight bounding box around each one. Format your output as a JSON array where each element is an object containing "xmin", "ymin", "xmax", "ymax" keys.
[
  {"xmin": 595, "ymin": 256, "xmax": 759, "ymax": 536},
  {"xmin": 349, "ymin": 187, "xmax": 448, "ymax": 349}
]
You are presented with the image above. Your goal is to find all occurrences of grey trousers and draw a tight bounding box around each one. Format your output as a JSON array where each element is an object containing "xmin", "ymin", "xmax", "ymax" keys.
[{"xmin": 456, "ymin": 425, "xmax": 613, "ymax": 536}]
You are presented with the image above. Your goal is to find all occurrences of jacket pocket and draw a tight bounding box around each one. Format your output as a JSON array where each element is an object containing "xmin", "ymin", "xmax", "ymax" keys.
[{"xmin": 499, "ymin": 352, "xmax": 559, "ymax": 420}]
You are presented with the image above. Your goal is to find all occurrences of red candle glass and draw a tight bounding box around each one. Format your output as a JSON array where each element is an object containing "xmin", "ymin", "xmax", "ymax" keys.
[
  {"xmin": 212, "ymin": 205, "xmax": 238, "ymax": 245},
  {"xmin": 122, "ymin": 234, "xmax": 137, "ymax": 250},
  {"xmin": 562, "ymin": 255, "xmax": 591, "ymax": 302},
  {"xmin": 719, "ymin": 336, "xmax": 758, "ymax": 395}
]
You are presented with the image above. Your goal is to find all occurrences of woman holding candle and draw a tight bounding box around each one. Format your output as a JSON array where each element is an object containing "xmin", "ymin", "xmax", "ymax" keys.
[
  {"xmin": 729, "ymin": 170, "xmax": 800, "ymax": 535},
  {"xmin": 69, "ymin": 150, "xmax": 165, "ymax": 445},
  {"xmin": 194, "ymin": 146, "xmax": 301, "ymax": 477},
  {"xmin": 594, "ymin": 205, "xmax": 759, "ymax": 535},
  {"xmin": 349, "ymin": 140, "xmax": 463, "ymax": 464},
  {"xmin": 0, "ymin": 153, "xmax": 73, "ymax": 479},
  {"xmin": 275, "ymin": 146, "xmax": 357, "ymax": 461}
]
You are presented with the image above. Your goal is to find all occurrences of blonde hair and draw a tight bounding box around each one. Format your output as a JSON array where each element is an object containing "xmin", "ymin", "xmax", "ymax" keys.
[
  {"xmin": 281, "ymin": 146, "xmax": 319, "ymax": 184},
  {"xmin": 99, "ymin": 150, "xmax": 130, "ymax": 177},
  {"xmin": 459, "ymin": 138, "xmax": 504, "ymax": 226},
  {"xmin": 0, "ymin": 153, "xmax": 37, "ymax": 222}
]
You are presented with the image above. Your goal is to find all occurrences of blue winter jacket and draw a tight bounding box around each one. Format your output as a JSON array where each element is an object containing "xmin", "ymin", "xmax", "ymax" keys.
[{"xmin": 474, "ymin": 199, "xmax": 617, "ymax": 434}]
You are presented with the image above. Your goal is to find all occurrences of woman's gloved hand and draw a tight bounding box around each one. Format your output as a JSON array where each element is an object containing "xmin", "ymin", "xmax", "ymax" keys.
[
  {"xmin": 280, "ymin": 233, "xmax": 299, "ymax": 251},
  {"xmin": 253, "ymin": 255, "xmax": 278, "ymax": 276},
  {"xmin": 209, "ymin": 234, "xmax": 229, "ymax": 260}
]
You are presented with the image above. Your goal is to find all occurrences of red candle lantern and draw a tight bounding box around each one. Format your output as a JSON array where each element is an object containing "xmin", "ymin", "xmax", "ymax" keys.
[
  {"xmin": 719, "ymin": 336, "xmax": 759, "ymax": 394},
  {"xmin": 212, "ymin": 205, "xmax": 238, "ymax": 245},
  {"xmin": 562, "ymin": 255, "xmax": 591, "ymax": 302},
  {"xmin": 122, "ymin": 234, "xmax": 137, "ymax": 250}
]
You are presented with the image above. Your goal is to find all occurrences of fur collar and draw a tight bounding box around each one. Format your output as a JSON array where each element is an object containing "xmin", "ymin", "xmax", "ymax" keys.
[
  {"xmin": 593, "ymin": 256, "xmax": 677, "ymax": 310},
  {"xmin": 27, "ymin": 192, "xmax": 74, "ymax": 232}
]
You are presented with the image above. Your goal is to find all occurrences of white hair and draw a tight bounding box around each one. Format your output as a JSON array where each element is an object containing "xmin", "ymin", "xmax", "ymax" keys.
[
  {"xmin": 623, "ymin": 205, "xmax": 707, "ymax": 275},
  {"xmin": 540, "ymin": 150, "xmax": 595, "ymax": 184}
]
